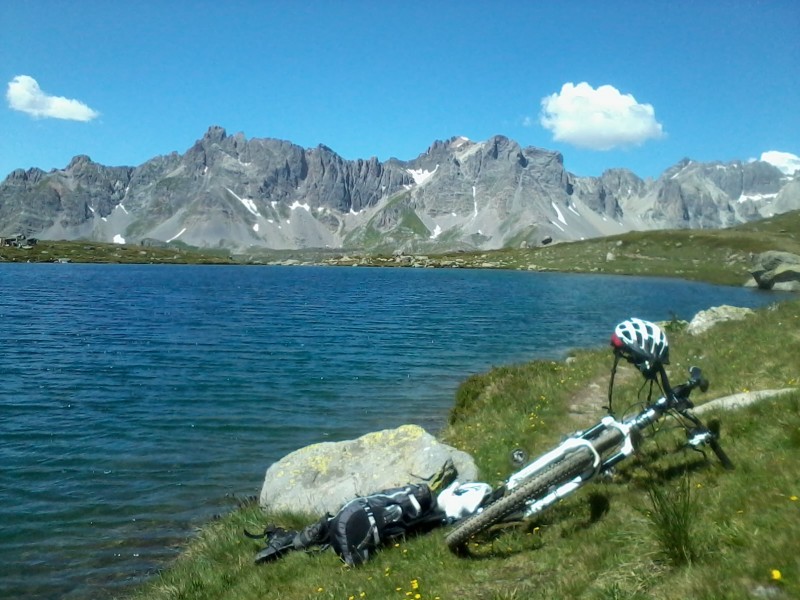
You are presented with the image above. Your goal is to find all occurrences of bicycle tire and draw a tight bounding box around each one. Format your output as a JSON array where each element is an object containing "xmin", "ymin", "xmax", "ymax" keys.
[{"xmin": 445, "ymin": 446, "xmax": 595, "ymax": 551}]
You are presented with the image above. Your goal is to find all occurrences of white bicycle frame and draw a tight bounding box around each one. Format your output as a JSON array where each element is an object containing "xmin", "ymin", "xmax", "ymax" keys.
[
  {"xmin": 505, "ymin": 416, "xmax": 637, "ymax": 519},
  {"xmin": 444, "ymin": 367, "xmax": 725, "ymax": 550}
]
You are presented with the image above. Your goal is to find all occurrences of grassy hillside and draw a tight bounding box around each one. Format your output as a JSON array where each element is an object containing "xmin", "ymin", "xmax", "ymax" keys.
[
  {"xmin": 4, "ymin": 211, "xmax": 798, "ymax": 285},
  {"xmin": 322, "ymin": 209, "xmax": 799, "ymax": 286},
  {"xmin": 129, "ymin": 296, "xmax": 799, "ymax": 600},
  {"xmin": 0, "ymin": 239, "xmax": 236, "ymax": 264}
]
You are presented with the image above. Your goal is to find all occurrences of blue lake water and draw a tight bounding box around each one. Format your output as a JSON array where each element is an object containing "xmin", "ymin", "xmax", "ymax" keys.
[{"xmin": 0, "ymin": 263, "xmax": 785, "ymax": 599}]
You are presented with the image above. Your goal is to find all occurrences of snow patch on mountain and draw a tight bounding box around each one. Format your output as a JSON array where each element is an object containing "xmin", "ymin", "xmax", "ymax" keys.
[
  {"xmin": 407, "ymin": 165, "xmax": 438, "ymax": 185},
  {"xmin": 290, "ymin": 201, "xmax": 311, "ymax": 212},
  {"xmin": 167, "ymin": 228, "xmax": 186, "ymax": 242},
  {"xmin": 738, "ymin": 192, "xmax": 779, "ymax": 203},
  {"xmin": 552, "ymin": 202, "xmax": 567, "ymax": 225},
  {"xmin": 227, "ymin": 187, "xmax": 261, "ymax": 216}
]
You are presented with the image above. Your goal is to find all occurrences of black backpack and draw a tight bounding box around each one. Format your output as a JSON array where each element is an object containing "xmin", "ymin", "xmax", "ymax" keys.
[
  {"xmin": 327, "ymin": 483, "xmax": 443, "ymax": 566},
  {"xmin": 248, "ymin": 483, "xmax": 444, "ymax": 566}
]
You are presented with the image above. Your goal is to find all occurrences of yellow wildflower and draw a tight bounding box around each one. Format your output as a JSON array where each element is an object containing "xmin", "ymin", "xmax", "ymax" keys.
[{"xmin": 771, "ymin": 569, "xmax": 782, "ymax": 581}]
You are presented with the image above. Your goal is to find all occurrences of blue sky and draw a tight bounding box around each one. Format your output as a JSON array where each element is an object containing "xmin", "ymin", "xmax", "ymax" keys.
[{"xmin": 2, "ymin": 1, "xmax": 799, "ymax": 180}]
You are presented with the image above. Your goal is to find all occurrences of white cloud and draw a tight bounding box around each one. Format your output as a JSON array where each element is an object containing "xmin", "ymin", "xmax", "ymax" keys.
[
  {"xmin": 759, "ymin": 150, "xmax": 800, "ymax": 175},
  {"xmin": 6, "ymin": 75, "xmax": 99, "ymax": 121},
  {"xmin": 538, "ymin": 82, "xmax": 664, "ymax": 150}
]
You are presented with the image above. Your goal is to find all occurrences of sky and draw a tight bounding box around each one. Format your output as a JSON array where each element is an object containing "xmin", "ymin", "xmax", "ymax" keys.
[{"xmin": 1, "ymin": 1, "xmax": 799, "ymax": 180}]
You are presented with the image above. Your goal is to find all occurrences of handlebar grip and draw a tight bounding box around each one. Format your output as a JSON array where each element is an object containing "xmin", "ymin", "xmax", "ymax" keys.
[{"xmin": 709, "ymin": 439, "xmax": 735, "ymax": 470}]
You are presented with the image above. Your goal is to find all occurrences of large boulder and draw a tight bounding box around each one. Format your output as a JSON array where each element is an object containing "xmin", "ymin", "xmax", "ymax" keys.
[
  {"xmin": 259, "ymin": 424, "xmax": 478, "ymax": 515},
  {"xmin": 747, "ymin": 251, "xmax": 800, "ymax": 292},
  {"xmin": 687, "ymin": 305, "xmax": 755, "ymax": 335}
]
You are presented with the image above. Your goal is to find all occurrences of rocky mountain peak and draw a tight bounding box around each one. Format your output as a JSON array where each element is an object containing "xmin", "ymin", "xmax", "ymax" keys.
[
  {"xmin": 5, "ymin": 167, "xmax": 46, "ymax": 183},
  {"xmin": 0, "ymin": 127, "xmax": 797, "ymax": 252},
  {"xmin": 66, "ymin": 155, "xmax": 95, "ymax": 171},
  {"xmin": 203, "ymin": 125, "xmax": 228, "ymax": 144}
]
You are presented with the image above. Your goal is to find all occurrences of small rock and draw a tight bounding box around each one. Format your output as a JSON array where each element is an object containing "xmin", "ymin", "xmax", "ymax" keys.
[
  {"xmin": 687, "ymin": 305, "xmax": 754, "ymax": 335},
  {"xmin": 750, "ymin": 584, "xmax": 783, "ymax": 599}
]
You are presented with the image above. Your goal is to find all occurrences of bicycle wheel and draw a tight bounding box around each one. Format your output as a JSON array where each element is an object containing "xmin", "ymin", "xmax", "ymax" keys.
[{"xmin": 445, "ymin": 447, "xmax": 595, "ymax": 552}]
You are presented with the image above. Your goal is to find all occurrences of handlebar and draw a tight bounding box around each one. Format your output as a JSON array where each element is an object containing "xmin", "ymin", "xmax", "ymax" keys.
[
  {"xmin": 669, "ymin": 366, "xmax": 708, "ymax": 409},
  {"xmin": 672, "ymin": 367, "xmax": 735, "ymax": 470},
  {"xmin": 627, "ymin": 366, "xmax": 734, "ymax": 470}
]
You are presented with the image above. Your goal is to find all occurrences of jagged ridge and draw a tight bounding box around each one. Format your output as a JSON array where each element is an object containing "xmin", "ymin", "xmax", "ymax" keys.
[{"xmin": 1, "ymin": 126, "xmax": 797, "ymax": 252}]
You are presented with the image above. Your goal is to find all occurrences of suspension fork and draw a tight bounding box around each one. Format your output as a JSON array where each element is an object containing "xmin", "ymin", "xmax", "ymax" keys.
[
  {"xmin": 596, "ymin": 418, "xmax": 636, "ymax": 471},
  {"xmin": 506, "ymin": 437, "xmax": 600, "ymax": 491},
  {"xmin": 507, "ymin": 416, "xmax": 631, "ymax": 492},
  {"xmin": 511, "ymin": 418, "xmax": 632, "ymax": 519},
  {"xmin": 596, "ymin": 398, "xmax": 672, "ymax": 470}
]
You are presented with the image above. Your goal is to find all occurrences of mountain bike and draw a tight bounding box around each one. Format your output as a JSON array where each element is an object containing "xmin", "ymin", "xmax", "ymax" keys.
[{"xmin": 445, "ymin": 333, "xmax": 734, "ymax": 552}]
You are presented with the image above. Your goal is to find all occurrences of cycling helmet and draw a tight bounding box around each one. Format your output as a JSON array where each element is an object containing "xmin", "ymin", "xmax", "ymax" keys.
[{"xmin": 610, "ymin": 318, "xmax": 669, "ymax": 377}]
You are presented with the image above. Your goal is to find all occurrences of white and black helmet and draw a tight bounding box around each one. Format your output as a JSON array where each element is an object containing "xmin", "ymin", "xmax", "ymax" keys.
[{"xmin": 610, "ymin": 318, "xmax": 670, "ymax": 374}]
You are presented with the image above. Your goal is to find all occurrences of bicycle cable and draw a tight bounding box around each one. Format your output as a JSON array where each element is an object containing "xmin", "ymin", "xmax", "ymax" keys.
[{"xmin": 605, "ymin": 352, "xmax": 622, "ymax": 416}]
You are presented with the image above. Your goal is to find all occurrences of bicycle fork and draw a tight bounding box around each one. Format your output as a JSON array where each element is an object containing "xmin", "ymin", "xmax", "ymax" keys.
[{"xmin": 507, "ymin": 416, "xmax": 636, "ymax": 519}]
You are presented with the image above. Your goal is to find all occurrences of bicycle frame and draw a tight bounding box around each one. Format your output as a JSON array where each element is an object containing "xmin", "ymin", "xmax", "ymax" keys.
[
  {"xmin": 506, "ymin": 416, "xmax": 627, "ymax": 519},
  {"xmin": 445, "ymin": 361, "xmax": 733, "ymax": 552},
  {"xmin": 505, "ymin": 365, "xmax": 717, "ymax": 520}
]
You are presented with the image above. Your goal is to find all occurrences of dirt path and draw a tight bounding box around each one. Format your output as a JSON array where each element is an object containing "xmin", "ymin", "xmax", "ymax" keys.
[
  {"xmin": 568, "ymin": 373, "xmax": 796, "ymax": 425},
  {"xmin": 694, "ymin": 388, "xmax": 798, "ymax": 415}
]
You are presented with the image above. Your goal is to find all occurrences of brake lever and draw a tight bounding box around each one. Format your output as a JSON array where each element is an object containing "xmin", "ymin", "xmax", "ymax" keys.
[
  {"xmin": 686, "ymin": 427, "xmax": 712, "ymax": 448},
  {"xmin": 688, "ymin": 366, "xmax": 709, "ymax": 392}
]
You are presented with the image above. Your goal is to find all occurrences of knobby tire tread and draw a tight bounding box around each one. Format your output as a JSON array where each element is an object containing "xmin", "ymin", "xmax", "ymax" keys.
[{"xmin": 445, "ymin": 448, "xmax": 594, "ymax": 551}]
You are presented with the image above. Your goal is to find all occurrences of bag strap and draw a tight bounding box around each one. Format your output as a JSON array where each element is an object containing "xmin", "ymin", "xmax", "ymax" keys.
[
  {"xmin": 407, "ymin": 490, "xmax": 422, "ymax": 516},
  {"xmin": 357, "ymin": 502, "xmax": 381, "ymax": 550},
  {"xmin": 243, "ymin": 524, "xmax": 281, "ymax": 540}
]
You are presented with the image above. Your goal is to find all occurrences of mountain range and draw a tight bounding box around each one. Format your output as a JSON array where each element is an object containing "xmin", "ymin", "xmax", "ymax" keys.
[{"xmin": 1, "ymin": 126, "xmax": 797, "ymax": 253}]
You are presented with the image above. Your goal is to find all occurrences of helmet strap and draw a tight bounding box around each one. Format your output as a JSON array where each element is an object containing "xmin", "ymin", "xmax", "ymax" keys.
[{"xmin": 606, "ymin": 352, "xmax": 622, "ymax": 416}]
